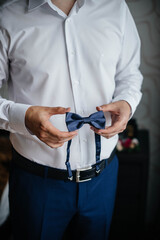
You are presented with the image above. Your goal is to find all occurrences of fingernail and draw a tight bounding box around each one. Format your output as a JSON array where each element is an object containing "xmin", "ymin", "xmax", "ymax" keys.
[{"xmin": 96, "ymin": 106, "xmax": 102, "ymax": 111}]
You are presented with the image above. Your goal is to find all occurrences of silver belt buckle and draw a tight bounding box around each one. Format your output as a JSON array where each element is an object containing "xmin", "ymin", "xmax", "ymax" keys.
[{"xmin": 76, "ymin": 166, "xmax": 92, "ymax": 183}]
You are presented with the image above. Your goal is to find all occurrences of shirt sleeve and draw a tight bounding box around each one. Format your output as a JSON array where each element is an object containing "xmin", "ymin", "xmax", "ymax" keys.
[
  {"xmin": 112, "ymin": 2, "xmax": 143, "ymax": 117},
  {"xmin": 0, "ymin": 27, "xmax": 31, "ymax": 135}
]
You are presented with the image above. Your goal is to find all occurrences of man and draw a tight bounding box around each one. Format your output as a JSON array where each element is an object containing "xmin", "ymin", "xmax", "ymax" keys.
[{"xmin": 0, "ymin": 0, "xmax": 143, "ymax": 239}]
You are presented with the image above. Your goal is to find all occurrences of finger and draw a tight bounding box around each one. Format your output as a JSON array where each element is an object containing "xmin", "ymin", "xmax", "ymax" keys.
[
  {"xmin": 101, "ymin": 132, "xmax": 118, "ymax": 139},
  {"xmin": 90, "ymin": 122, "xmax": 124, "ymax": 135},
  {"xmin": 45, "ymin": 121, "xmax": 77, "ymax": 137},
  {"xmin": 103, "ymin": 120, "xmax": 127, "ymax": 135},
  {"xmin": 90, "ymin": 126, "xmax": 118, "ymax": 139},
  {"xmin": 91, "ymin": 127, "xmax": 120, "ymax": 139},
  {"xmin": 96, "ymin": 103, "xmax": 118, "ymax": 113},
  {"xmin": 46, "ymin": 142, "xmax": 64, "ymax": 149},
  {"xmin": 90, "ymin": 126, "xmax": 103, "ymax": 135},
  {"xmin": 38, "ymin": 121, "xmax": 77, "ymax": 143},
  {"xmin": 56, "ymin": 134, "xmax": 78, "ymax": 143},
  {"xmin": 40, "ymin": 133, "xmax": 77, "ymax": 145},
  {"xmin": 58, "ymin": 130, "xmax": 78, "ymax": 138},
  {"xmin": 45, "ymin": 134, "xmax": 77, "ymax": 147},
  {"xmin": 49, "ymin": 107, "xmax": 71, "ymax": 116}
]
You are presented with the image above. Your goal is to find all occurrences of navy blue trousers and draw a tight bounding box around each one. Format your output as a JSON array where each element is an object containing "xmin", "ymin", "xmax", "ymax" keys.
[{"xmin": 9, "ymin": 155, "xmax": 119, "ymax": 240}]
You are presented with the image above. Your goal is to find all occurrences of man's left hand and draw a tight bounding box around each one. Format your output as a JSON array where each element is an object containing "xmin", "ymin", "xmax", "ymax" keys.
[{"xmin": 90, "ymin": 100, "xmax": 131, "ymax": 139}]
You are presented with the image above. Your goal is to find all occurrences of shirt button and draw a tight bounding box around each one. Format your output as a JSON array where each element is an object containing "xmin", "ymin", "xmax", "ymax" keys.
[
  {"xmin": 74, "ymin": 80, "xmax": 79, "ymax": 85},
  {"xmin": 71, "ymin": 50, "xmax": 75, "ymax": 55},
  {"xmin": 67, "ymin": 18, "xmax": 71, "ymax": 23},
  {"xmin": 81, "ymin": 110, "xmax": 85, "ymax": 114},
  {"xmin": 83, "ymin": 139, "xmax": 87, "ymax": 143}
]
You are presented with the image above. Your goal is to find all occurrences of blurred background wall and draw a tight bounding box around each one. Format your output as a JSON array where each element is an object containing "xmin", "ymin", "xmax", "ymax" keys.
[{"xmin": 126, "ymin": 0, "xmax": 160, "ymax": 227}]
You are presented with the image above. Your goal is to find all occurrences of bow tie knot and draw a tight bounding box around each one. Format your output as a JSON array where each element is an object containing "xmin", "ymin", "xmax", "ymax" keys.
[{"xmin": 82, "ymin": 117, "xmax": 90, "ymax": 124}]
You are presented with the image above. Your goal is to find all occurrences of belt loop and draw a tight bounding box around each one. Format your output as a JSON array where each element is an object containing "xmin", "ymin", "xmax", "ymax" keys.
[{"xmin": 44, "ymin": 166, "xmax": 48, "ymax": 179}]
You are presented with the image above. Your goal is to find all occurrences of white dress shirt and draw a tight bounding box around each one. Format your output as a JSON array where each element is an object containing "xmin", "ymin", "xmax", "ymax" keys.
[{"xmin": 0, "ymin": 0, "xmax": 143, "ymax": 170}]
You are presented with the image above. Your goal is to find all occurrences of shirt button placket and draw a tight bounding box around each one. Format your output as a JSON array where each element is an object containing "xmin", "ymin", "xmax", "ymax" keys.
[
  {"xmin": 65, "ymin": 16, "xmax": 84, "ymax": 165},
  {"xmin": 65, "ymin": 18, "xmax": 82, "ymax": 114}
]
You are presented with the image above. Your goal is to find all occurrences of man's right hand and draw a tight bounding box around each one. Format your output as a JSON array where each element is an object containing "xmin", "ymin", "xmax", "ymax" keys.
[{"xmin": 25, "ymin": 106, "xmax": 77, "ymax": 148}]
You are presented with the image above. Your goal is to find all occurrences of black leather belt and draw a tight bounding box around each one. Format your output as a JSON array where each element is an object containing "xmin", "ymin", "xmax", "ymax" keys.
[{"xmin": 12, "ymin": 148, "xmax": 116, "ymax": 183}]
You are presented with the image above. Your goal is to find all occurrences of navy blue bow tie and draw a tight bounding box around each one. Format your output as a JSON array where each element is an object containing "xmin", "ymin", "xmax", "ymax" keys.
[
  {"xmin": 66, "ymin": 111, "xmax": 106, "ymax": 131},
  {"xmin": 65, "ymin": 111, "xmax": 106, "ymax": 180}
]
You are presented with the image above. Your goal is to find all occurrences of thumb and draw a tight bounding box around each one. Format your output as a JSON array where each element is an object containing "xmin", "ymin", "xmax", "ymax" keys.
[
  {"xmin": 48, "ymin": 107, "xmax": 71, "ymax": 116},
  {"xmin": 96, "ymin": 103, "xmax": 117, "ymax": 112}
]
